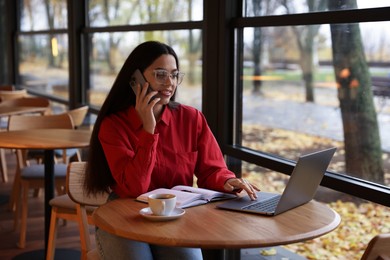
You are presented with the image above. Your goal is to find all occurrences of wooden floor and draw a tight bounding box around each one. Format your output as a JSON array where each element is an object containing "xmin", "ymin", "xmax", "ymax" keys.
[{"xmin": 0, "ymin": 149, "xmax": 93, "ymax": 260}]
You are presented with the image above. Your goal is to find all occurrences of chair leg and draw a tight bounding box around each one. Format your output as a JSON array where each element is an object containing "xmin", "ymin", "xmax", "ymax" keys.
[
  {"xmin": 0, "ymin": 149, "xmax": 8, "ymax": 183},
  {"xmin": 55, "ymin": 183, "xmax": 68, "ymax": 226},
  {"xmin": 17, "ymin": 181, "xmax": 29, "ymax": 249},
  {"xmin": 46, "ymin": 207, "xmax": 59, "ymax": 260},
  {"xmin": 9, "ymin": 150, "xmax": 24, "ymax": 212},
  {"xmin": 9, "ymin": 169, "xmax": 21, "ymax": 212},
  {"xmin": 13, "ymin": 184, "xmax": 21, "ymax": 231},
  {"xmin": 77, "ymin": 205, "xmax": 91, "ymax": 260}
]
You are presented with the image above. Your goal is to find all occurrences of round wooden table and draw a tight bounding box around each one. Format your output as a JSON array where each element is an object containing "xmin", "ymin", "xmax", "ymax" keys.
[
  {"xmin": 93, "ymin": 198, "xmax": 341, "ymax": 259},
  {"xmin": 0, "ymin": 128, "xmax": 91, "ymax": 259}
]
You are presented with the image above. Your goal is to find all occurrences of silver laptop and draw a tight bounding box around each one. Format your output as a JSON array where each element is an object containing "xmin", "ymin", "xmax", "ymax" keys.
[{"xmin": 217, "ymin": 147, "xmax": 336, "ymax": 216}]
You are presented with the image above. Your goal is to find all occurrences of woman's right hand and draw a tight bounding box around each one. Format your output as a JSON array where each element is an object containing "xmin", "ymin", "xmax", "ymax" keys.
[{"xmin": 134, "ymin": 83, "xmax": 160, "ymax": 134}]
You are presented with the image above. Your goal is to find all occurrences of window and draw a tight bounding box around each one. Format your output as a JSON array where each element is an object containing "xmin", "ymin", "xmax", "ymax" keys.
[
  {"xmin": 221, "ymin": 1, "xmax": 390, "ymax": 206},
  {"xmin": 19, "ymin": 34, "xmax": 69, "ymax": 99},
  {"xmin": 20, "ymin": 0, "xmax": 67, "ymax": 31},
  {"xmin": 18, "ymin": 0, "xmax": 69, "ymax": 101},
  {"xmin": 88, "ymin": 0, "xmax": 203, "ymax": 26},
  {"xmin": 240, "ymin": 21, "xmax": 390, "ymax": 185},
  {"xmin": 86, "ymin": 0, "xmax": 203, "ymax": 110}
]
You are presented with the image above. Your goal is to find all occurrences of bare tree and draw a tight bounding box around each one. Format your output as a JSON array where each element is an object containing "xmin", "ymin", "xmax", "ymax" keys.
[
  {"xmin": 281, "ymin": 0, "xmax": 327, "ymax": 102},
  {"xmin": 44, "ymin": 0, "xmax": 55, "ymax": 67},
  {"xmin": 250, "ymin": 0, "xmax": 278, "ymax": 93},
  {"xmin": 252, "ymin": 0, "xmax": 263, "ymax": 93},
  {"xmin": 187, "ymin": 0, "xmax": 201, "ymax": 85}
]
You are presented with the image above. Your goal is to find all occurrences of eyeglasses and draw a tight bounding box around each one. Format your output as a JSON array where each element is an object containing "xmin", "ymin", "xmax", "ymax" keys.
[{"xmin": 153, "ymin": 69, "xmax": 185, "ymax": 85}]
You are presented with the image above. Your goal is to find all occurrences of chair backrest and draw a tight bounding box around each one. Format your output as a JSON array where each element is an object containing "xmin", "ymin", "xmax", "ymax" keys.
[
  {"xmin": 67, "ymin": 161, "xmax": 108, "ymax": 207},
  {"xmin": 8, "ymin": 113, "xmax": 74, "ymax": 131},
  {"xmin": 0, "ymin": 96, "xmax": 50, "ymax": 108},
  {"xmin": 361, "ymin": 233, "xmax": 390, "ymax": 260},
  {"xmin": 0, "ymin": 89, "xmax": 28, "ymax": 101},
  {"xmin": 67, "ymin": 161, "xmax": 108, "ymax": 260},
  {"xmin": 67, "ymin": 106, "xmax": 89, "ymax": 129}
]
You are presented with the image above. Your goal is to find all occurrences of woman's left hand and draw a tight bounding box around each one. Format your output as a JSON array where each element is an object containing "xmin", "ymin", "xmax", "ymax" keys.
[{"xmin": 224, "ymin": 178, "xmax": 260, "ymax": 201}]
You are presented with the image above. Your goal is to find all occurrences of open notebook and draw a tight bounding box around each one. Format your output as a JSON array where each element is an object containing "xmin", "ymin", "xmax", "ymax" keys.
[{"xmin": 217, "ymin": 147, "xmax": 336, "ymax": 216}]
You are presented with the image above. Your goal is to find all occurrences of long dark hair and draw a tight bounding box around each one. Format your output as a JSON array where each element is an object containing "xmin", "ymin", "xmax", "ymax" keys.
[{"xmin": 84, "ymin": 41, "xmax": 180, "ymax": 194}]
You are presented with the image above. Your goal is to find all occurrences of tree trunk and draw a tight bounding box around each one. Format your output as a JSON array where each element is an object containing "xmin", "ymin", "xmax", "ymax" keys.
[
  {"xmin": 328, "ymin": 0, "xmax": 384, "ymax": 183},
  {"xmin": 252, "ymin": 0, "xmax": 263, "ymax": 93},
  {"xmin": 44, "ymin": 0, "xmax": 55, "ymax": 67},
  {"xmin": 300, "ymin": 39, "xmax": 315, "ymax": 102}
]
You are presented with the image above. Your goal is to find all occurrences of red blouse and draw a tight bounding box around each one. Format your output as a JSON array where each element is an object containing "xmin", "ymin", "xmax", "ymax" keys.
[{"xmin": 99, "ymin": 104, "xmax": 236, "ymax": 198}]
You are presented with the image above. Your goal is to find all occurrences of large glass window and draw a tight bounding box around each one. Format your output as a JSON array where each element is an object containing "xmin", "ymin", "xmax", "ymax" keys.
[
  {"xmin": 240, "ymin": 21, "xmax": 390, "ymax": 185},
  {"xmin": 20, "ymin": 0, "xmax": 67, "ymax": 31},
  {"xmin": 87, "ymin": 0, "xmax": 203, "ymax": 110},
  {"xmin": 18, "ymin": 0, "xmax": 69, "ymax": 100},
  {"xmin": 88, "ymin": 30, "xmax": 202, "ymax": 109},
  {"xmin": 235, "ymin": 2, "xmax": 390, "ymax": 259},
  {"xmin": 18, "ymin": 34, "xmax": 69, "ymax": 99},
  {"xmin": 88, "ymin": 0, "xmax": 203, "ymax": 26}
]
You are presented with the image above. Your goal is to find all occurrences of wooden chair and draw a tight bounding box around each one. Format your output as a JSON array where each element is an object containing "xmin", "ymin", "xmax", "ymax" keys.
[
  {"xmin": 8, "ymin": 113, "xmax": 75, "ymax": 248},
  {"xmin": 67, "ymin": 105, "xmax": 89, "ymax": 129},
  {"xmin": 361, "ymin": 233, "xmax": 390, "ymax": 260},
  {"xmin": 0, "ymin": 96, "xmax": 51, "ymax": 113},
  {"xmin": 0, "ymin": 97, "xmax": 51, "ymax": 183},
  {"xmin": 46, "ymin": 162, "xmax": 108, "ymax": 260},
  {"xmin": 0, "ymin": 89, "xmax": 28, "ymax": 101},
  {"xmin": 53, "ymin": 106, "xmax": 89, "ymax": 164},
  {"xmin": 0, "ymin": 97, "xmax": 55, "ymax": 166}
]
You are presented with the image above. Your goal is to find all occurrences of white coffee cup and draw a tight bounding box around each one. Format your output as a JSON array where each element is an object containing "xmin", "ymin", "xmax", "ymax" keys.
[{"xmin": 148, "ymin": 194, "xmax": 177, "ymax": 216}]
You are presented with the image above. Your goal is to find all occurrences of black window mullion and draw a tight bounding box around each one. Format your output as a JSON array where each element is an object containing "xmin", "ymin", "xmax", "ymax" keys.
[{"xmin": 68, "ymin": 0, "xmax": 87, "ymax": 109}]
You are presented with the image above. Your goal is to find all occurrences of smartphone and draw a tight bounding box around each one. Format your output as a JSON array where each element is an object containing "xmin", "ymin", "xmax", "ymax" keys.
[
  {"xmin": 130, "ymin": 69, "xmax": 147, "ymax": 94},
  {"xmin": 130, "ymin": 69, "xmax": 157, "ymax": 101}
]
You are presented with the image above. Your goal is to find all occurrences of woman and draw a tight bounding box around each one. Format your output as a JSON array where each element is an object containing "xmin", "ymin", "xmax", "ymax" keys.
[{"xmin": 84, "ymin": 41, "xmax": 260, "ymax": 260}]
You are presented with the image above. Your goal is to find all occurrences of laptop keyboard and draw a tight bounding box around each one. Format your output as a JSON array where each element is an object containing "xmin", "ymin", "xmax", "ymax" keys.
[{"xmin": 242, "ymin": 195, "xmax": 281, "ymax": 212}]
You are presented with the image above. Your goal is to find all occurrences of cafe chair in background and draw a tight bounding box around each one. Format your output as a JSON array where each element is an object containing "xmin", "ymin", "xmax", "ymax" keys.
[
  {"xmin": 0, "ymin": 96, "xmax": 51, "ymax": 112},
  {"xmin": 7, "ymin": 113, "xmax": 76, "ymax": 248},
  {"xmin": 0, "ymin": 96, "xmax": 51, "ymax": 183},
  {"xmin": 0, "ymin": 96, "xmax": 51, "ymax": 131},
  {"xmin": 67, "ymin": 105, "xmax": 88, "ymax": 129},
  {"xmin": 361, "ymin": 233, "xmax": 390, "ymax": 260},
  {"xmin": 0, "ymin": 89, "xmax": 27, "ymax": 102},
  {"xmin": 53, "ymin": 105, "xmax": 89, "ymax": 164},
  {"xmin": 46, "ymin": 161, "xmax": 108, "ymax": 260}
]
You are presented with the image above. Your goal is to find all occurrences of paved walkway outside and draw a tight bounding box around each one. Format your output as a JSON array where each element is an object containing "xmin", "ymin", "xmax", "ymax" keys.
[{"xmin": 242, "ymin": 88, "xmax": 390, "ymax": 152}]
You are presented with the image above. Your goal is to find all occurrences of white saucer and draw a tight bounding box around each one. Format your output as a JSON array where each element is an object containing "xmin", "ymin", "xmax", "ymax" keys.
[{"xmin": 139, "ymin": 207, "xmax": 185, "ymax": 221}]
